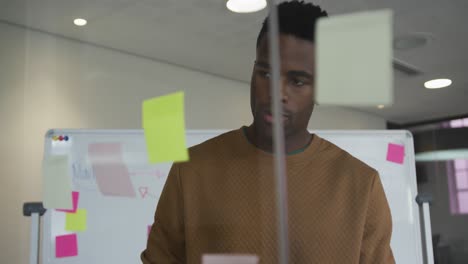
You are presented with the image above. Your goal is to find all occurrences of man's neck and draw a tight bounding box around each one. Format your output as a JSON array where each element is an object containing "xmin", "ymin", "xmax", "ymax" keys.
[{"xmin": 245, "ymin": 125, "xmax": 312, "ymax": 154}]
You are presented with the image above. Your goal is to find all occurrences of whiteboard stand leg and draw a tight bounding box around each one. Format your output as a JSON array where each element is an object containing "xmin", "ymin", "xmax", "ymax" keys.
[
  {"xmin": 422, "ymin": 203, "xmax": 434, "ymax": 264},
  {"xmin": 23, "ymin": 202, "xmax": 46, "ymax": 264},
  {"xmin": 29, "ymin": 213, "xmax": 40, "ymax": 264},
  {"xmin": 416, "ymin": 194, "xmax": 434, "ymax": 264}
]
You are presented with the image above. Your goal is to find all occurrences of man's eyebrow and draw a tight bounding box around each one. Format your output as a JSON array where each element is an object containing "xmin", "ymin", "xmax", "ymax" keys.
[
  {"xmin": 254, "ymin": 61, "xmax": 270, "ymax": 68},
  {"xmin": 254, "ymin": 61, "xmax": 314, "ymax": 79},
  {"xmin": 288, "ymin": 71, "xmax": 314, "ymax": 79}
]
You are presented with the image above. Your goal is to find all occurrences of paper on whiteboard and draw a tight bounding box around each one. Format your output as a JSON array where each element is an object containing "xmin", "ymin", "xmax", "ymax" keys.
[{"xmin": 88, "ymin": 142, "xmax": 135, "ymax": 197}]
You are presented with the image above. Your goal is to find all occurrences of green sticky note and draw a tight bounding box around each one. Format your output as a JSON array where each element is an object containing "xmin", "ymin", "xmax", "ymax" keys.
[
  {"xmin": 142, "ymin": 92, "xmax": 189, "ymax": 163},
  {"xmin": 65, "ymin": 209, "xmax": 87, "ymax": 232},
  {"xmin": 43, "ymin": 155, "xmax": 73, "ymax": 210},
  {"xmin": 316, "ymin": 9, "xmax": 393, "ymax": 106}
]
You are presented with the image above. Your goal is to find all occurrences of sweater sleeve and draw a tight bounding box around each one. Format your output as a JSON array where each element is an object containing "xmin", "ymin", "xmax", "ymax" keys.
[
  {"xmin": 359, "ymin": 172, "xmax": 395, "ymax": 264},
  {"xmin": 141, "ymin": 164, "xmax": 186, "ymax": 264}
]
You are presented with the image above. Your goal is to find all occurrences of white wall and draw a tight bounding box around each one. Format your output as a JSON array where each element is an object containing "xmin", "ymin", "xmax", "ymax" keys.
[
  {"xmin": 0, "ymin": 23, "xmax": 27, "ymax": 264},
  {"xmin": 0, "ymin": 22, "xmax": 386, "ymax": 263}
]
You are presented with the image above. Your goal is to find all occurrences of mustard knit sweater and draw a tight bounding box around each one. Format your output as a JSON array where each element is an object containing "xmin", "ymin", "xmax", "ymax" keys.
[{"xmin": 142, "ymin": 128, "xmax": 395, "ymax": 263}]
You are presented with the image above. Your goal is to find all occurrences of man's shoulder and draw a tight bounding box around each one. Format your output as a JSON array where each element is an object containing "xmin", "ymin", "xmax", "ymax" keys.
[
  {"xmin": 187, "ymin": 128, "xmax": 241, "ymax": 161},
  {"xmin": 317, "ymin": 136, "xmax": 378, "ymax": 177}
]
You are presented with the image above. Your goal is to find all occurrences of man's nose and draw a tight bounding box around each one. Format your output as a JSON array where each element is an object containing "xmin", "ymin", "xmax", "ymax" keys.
[
  {"xmin": 280, "ymin": 79, "xmax": 289, "ymax": 103},
  {"xmin": 267, "ymin": 77, "xmax": 288, "ymax": 103}
]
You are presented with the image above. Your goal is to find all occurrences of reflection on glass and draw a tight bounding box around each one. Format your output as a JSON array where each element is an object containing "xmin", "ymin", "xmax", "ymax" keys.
[
  {"xmin": 446, "ymin": 119, "xmax": 468, "ymax": 215},
  {"xmin": 448, "ymin": 159, "xmax": 468, "ymax": 215},
  {"xmin": 411, "ymin": 116, "xmax": 468, "ymax": 263}
]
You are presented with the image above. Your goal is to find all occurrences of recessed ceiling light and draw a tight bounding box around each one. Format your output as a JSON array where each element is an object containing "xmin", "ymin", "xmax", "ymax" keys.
[
  {"xmin": 424, "ymin": 78, "xmax": 452, "ymax": 89},
  {"xmin": 74, "ymin": 18, "xmax": 87, "ymax": 26},
  {"xmin": 377, "ymin": 105, "xmax": 385, "ymax": 109},
  {"xmin": 226, "ymin": 0, "xmax": 267, "ymax": 13}
]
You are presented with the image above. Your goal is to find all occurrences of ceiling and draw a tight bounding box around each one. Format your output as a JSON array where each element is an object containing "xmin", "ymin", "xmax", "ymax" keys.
[{"xmin": 1, "ymin": 0, "xmax": 467, "ymax": 125}]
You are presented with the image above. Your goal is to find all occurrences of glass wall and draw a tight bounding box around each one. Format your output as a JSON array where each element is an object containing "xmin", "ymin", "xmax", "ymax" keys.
[{"xmin": 1, "ymin": 1, "xmax": 466, "ymax": 264}]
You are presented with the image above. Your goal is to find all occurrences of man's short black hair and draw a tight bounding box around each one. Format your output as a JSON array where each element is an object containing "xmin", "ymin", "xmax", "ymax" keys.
[{"xmin": 256, "ymin": 1, "xmax": 328, "ymax": 47}]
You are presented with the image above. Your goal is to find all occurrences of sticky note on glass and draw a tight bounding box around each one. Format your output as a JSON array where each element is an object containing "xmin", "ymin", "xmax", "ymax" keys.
[
  {"xmin": 88, "ymin": 143, "xmax": 135, "ymax": 198},
  {"xmin": 65, "ymin": 209, "xmax": 87, "ymax": 231},
  {"xmin": 316, "ymin": 9, "xmax": 393, "ymax": 106},
  {"xmin": 55, "ymin": 234, "xmax": 78, "ymax": 258},
  {"xmin": 43, "ymin": 155, "xmax": 73, "ymax": 210},
  {"xmin": 56, "ymin": 191, "xmax": 79, "ymax": 213},
  {"xmin": 202, "ymin": 254, "xmax": 259, "ymax": 264},
  {"xmin": 142, "ymin": 92, "xmax": 189, "ymax": 163},
  {"xmin": 387, "ymin": 143, "xmax": 405, "ymax": 164}
]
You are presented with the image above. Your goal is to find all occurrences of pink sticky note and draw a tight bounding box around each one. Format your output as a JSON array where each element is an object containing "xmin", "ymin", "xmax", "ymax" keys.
[
  {"xmin": 202, "ymin": 254, "xmax": 259, "ymax": 264},
  {"xmin": 88, "ymin": 143, "xmax": 135, "ymax": 197},
  {"xmin": 56, "ymin": 191, "xmax": 79, "ymax": 213},
  {"xmin": 387, "ymin": 143, "xmax": 405, "ymax": 164},
  {"xmin": 55, "ymin": 234, "xmax": 78, "ymax": 258}
]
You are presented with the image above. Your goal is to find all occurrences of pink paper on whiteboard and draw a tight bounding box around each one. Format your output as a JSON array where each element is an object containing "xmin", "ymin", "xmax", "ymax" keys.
[
  {"xmin": 56, "ymin": 191, "xmax": 79, "ymax": 213},
  {"xmin": 202, "ymin": 254, "xmax": 259, "ymax": 264},
  {"xmin": 88, "ymin": 143, "xmax": 135, "ymax": 197},
  {"xmin": 55, "ymin": 234, "xmax": 78, "ymax": 258},
  {"xmin": 386, "ymin": 143, "xmax": 405, "ymax": 164}
]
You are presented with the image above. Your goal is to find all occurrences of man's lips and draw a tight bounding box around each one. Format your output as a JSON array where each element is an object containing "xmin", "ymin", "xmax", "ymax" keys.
[{"xmin": 263, "ymin": 112, "xmax": 290, "ymax": 123}]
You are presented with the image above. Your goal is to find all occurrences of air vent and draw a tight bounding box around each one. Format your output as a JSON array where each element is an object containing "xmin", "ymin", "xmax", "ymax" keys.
[{"xmin": 394, "ymin": 33, "xmax": 432, "ymax": 50}]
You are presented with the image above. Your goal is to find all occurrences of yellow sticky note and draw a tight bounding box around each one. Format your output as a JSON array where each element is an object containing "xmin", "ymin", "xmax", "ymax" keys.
[
  {"xmin": 65, "ymin": 209, "xmax": 87, "ymax": 232},
  {"xmin": 142, "ymin": 92, "xmax": 189, "ymax": 163}
]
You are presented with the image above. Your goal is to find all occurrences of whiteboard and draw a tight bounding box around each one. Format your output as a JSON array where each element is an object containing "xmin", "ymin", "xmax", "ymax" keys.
[{"xmin": 41, "ymin": 129, "xmax": 424, "ymax": 264}]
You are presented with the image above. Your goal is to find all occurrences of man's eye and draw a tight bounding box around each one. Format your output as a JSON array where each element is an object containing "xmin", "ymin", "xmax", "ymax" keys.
[
  {"xmin": 258, "ymin": 71, "xmax": 271, "ymax": 79},
  {"xmin": 291, "ymin": 78, "xmax": 305, "ymax": 86}
]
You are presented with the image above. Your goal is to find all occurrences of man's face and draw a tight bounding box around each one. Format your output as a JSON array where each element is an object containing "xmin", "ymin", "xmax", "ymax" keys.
[{"xmin": 250, "ymin": 34, "xmax": 316, "ymax": 140}]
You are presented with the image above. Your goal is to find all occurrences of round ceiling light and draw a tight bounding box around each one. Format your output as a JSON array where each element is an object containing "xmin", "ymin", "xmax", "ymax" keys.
[
  {"xmin": 424, "ymin": 78, "xmax": 452, "ymax": 89},
  {"xmin": 74, "ymin": 18, "xmax": 87, "ymax": 26},
  {"xmin": 226, "ymin": 0, "xmax": 267, "ymax": 13}
]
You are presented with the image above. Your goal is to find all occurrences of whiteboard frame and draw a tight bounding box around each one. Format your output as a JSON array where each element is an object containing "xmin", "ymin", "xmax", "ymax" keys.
[{"xmin": 40, "ymin": 128, "xmax": 427, "ymax": 263}]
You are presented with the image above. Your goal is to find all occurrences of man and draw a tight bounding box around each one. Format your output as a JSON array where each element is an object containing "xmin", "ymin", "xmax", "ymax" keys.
[{"xmin": 142, "ymin": 1, "xmax": 395, "ymax": 263}]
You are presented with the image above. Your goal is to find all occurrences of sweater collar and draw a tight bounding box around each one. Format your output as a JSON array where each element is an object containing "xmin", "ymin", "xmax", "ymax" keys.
[{"xmin": 236, "ymin": 126, "xmax": 323, "ymax": 165}]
